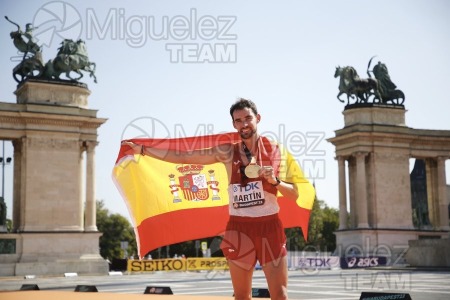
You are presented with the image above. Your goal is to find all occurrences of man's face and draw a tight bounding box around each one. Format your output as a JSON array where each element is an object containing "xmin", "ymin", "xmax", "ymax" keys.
[{"xmin": 232, "ymin": 107, "xmax": 260, "ymax": 140}]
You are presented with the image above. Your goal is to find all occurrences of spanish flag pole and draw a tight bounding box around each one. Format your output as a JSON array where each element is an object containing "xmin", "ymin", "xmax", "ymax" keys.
[{"xmin": 112, "ymin": 133, "xmax": 315, "ymax": 258}]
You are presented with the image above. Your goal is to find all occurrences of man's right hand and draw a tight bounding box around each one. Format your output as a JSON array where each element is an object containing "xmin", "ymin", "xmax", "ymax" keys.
[{"xmin": 121, "ymin": 141, "xmax": 142, "ymax": 155}]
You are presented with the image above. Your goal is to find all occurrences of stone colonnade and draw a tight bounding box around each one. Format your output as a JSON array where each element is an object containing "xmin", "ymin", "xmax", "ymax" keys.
[
  {"xmin": 336, "ymin": 153, "xmax": 449, "ymax": 231},
  {"xmin": 10, "ymin": 138, "xmax": 99, "ymax": 232}
]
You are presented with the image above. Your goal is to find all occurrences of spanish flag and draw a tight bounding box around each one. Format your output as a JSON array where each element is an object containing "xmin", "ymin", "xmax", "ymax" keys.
[{"xmin": 113, "ymin": 133, "xmax": 315, "ymax": 258}]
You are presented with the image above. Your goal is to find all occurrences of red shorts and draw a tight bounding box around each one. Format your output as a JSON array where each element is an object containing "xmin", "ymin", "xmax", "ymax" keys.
[{"xmin": 220, "ymin": 214, "xmax": 287, "ymax": 268}]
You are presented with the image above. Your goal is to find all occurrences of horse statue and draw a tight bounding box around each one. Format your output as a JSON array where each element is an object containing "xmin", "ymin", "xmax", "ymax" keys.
[
  {"xmin": 368, "ymin": 60, "xmax": 405, "ymax": 105},
  {"xmin": 334, "ymin": 65, "xmax": 382, "ymax": 105},
  {"xmin": 5, "ymin": 16, "xmax": 41, "ymax": 60},
  {"xmin": 6, "ymin": 17, "xmax": 97, "ymax": 84},
  {"xmin": 43, "ymin": 39, "xmax": 97, "ymax": 83},
  {"xmin": 13, "ymin": 52, "xmax": 45, "ymax": 83},
  {"xmin": 5, "ymin": 16, "xmax": 45, "ymax": 83}
]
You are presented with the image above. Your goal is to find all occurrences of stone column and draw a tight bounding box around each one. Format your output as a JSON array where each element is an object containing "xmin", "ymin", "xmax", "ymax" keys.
[
  {"xmin": 355, "ymin": 152, "xmax": 369, "ymax": 228},
  {"xmin": 12, "ymin": 139, "xmax": 22, "ymax": 232},
  {"xmin": 437, "ymin": 157, "xmax": 449, "ymax": 230},
  {"xmin": 84, "ymin": 141, "xmax": 98, "ymax": 232},
  {"xmin": 425, "ymin": 158, "xmax": 438, "ymax": 227},
  {"xmin": 78, "ymin": 142, "xmax": 85, "ymax": 229},
  {"xmin": 337, "ymin": 156, "xmax": 348, "ymax": 229},
  {"xmin": 348, "ymin": 158, "xmax": 356, "ymax": 228}
]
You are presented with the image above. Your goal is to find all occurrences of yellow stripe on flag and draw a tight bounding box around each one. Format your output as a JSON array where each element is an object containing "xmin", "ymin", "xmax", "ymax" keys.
[
  {"xmin": 278, "ymin": 143, "xmax": 315, "ymax": 210},
  {"xmin": 113, "ymin": 155, "xmax": 230, "ymax": 226}
]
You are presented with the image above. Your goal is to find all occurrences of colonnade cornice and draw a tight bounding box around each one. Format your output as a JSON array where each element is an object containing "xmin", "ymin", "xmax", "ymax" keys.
[
  {"xmin": 336, "ymin": 153, "xmax": 449, "ymax": 162},
  {"xmin": 0, "ymin": 114, "xmax": 106, "ymax": 129},
  {"xmin": 331, "ymin": 128, "xmax": 450, "ymax": 142},
  {"xmin": 329, "ymin": 133, "xmax": 450, "ymax": 153},
  {"xmin": 335, "ymin": 123, "xmax": 450, "ymax": 135}
]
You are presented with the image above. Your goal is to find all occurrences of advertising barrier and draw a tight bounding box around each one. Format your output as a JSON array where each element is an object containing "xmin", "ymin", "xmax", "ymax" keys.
[
  {"xmin": 127, "ymin": 257, "xmax": 229, "ymax": 272},
  {"xmin": 290, "ymin": 256, "xmax": 341, "ymax": 269},
  {"xmin": 340, "ymin": 256, "xmax": 387, "ymax": 269},
  {"xmin": 185, "ymin": 257, "xmax": 228, "ymax": 271},
  {"xmin": 127, "ymin": 255, "xmax": 389, "ymax": 272}
]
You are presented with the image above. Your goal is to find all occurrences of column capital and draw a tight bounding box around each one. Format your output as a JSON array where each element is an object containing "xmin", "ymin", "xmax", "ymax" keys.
[
  {"xmin": 84, "ymin": 141, "xmax": 99, "ymax": 152},
  {"xmin": 335, "ymin": 155, "xmax": 349, "ymax": 162},
  {"xmin": 437, "ymin": 156, "xmax": 449, "ymax": 163},
  {"xmin": 12, "ymin": 139, "xmax": 22, "ymax": 150},
  {"xmin": 353, "ymin": 151, "xmax": 369, "ymax": 158}
]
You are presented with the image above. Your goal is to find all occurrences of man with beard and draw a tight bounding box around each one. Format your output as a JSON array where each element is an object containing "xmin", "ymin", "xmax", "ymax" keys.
[{"xmin": 123, "ymin": 98, "xmax": 298, "ymax": 300}]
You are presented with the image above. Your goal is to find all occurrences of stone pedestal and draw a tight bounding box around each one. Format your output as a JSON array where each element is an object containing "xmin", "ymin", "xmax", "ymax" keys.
[
  {"xmin": 343, "ymin": 104, "xmax": 406, "ymax": 127},
  {"xmin": 0, "ymin": 232, "xmax": 108, "ymax": 276},
  {"xmin": 15, "ymin": 78, "xmax": 90, "ymax": 108},
  {"xmin": 335, "ymin": 229, "xmax": 448, "ymax": 265},
  {"xmin": 405, "ymin": 239, "xmax": 450, "ymax": 267},
  {"xmin": 0, "ymin": 79, "xmax": 108, "ymax": 275}
]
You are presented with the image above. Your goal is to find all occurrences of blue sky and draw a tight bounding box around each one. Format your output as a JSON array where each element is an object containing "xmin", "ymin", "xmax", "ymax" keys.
[{"xmin": 1, "ymin": 0, "xmax": 449, "ymax": 222}]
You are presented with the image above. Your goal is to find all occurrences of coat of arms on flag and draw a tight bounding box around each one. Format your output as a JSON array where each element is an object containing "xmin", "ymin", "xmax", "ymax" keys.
[{"xmin": 169, "ymin": 164, "xmax": 221, "ymax": 202}]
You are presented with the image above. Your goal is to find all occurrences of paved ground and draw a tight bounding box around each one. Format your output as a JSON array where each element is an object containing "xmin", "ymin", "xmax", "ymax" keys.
[{"xmin": 1, "ymin": 268, "xmax": 450, "ymax": 300}]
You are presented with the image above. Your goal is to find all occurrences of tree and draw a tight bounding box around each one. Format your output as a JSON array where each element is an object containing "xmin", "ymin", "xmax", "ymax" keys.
[
  {"xmin": 285, "ymin": 198, "xmax": 339, "ymax": 252},
  {"xmin": 321, "ymin": 204, "xmax": 339, "ymax": 251},
  {"xmin": 96, "ymin": 200, "xmax": 137, "ymax": 260}
]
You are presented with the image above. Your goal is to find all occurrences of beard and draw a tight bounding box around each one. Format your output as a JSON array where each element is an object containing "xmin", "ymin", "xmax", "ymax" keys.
[{"xmin": 239, "ymin": 128, "xmax": 256, "ymax": 140}]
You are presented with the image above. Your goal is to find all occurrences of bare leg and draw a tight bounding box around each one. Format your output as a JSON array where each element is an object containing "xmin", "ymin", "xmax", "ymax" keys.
[
  {"xmin": 228, "ymin": 260, "xmax": 254, "ymax": 300},
  {"xmin": 262, "ymin": 255, "xmax": 288, "ymax": 300}
]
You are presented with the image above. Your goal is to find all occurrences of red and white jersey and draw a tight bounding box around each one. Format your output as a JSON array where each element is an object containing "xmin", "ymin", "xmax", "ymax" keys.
[{"xmin": 227, "ymin": 137, "xmax": 281, "ymax": 217}]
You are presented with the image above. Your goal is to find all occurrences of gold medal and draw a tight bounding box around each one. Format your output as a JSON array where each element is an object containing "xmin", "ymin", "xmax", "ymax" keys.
[{"xmin": 244, "ymin": 157, "xmax": 261, "ymax": 178}]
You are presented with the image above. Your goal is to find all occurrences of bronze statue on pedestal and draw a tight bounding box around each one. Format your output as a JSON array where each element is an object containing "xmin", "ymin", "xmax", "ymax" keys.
[
  {"xmin": 5, "ymin": 16, "xmax": 97, "ymax": 84},
  {"xmin": 335, "ymin": 57, "xmax": 405, "ymax": 106}
]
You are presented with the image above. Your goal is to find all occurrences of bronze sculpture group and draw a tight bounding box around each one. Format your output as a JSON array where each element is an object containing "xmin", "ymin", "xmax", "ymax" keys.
[
  {"xmin": 5, "ymin": 16, "xmax": 97, "ymax": 84},
  {"xmin": 335, "ymin": 57, "xmax": 405, "ymax": 105}
]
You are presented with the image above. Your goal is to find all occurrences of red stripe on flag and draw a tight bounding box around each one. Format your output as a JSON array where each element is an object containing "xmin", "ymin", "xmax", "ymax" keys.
[
  {"xmin": 278, "ymin": 196, "xmax": 311, "ymax": 241},
  {"xmin": 136, "ymin": 198, "xmax": 311, "ymax": 257},
  {"xmin": 136, "ymin": 206, "xmax": 229, "ymax": 257},
  {"xmin": 117, "ymin": 132, "xmax": 240, "ymax": 163}
]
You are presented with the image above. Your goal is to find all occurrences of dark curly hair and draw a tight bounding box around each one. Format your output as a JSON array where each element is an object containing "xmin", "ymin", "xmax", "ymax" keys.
[{"xmin": 229, "ymin": 98, "xmax": 258, "ymax": 120}]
